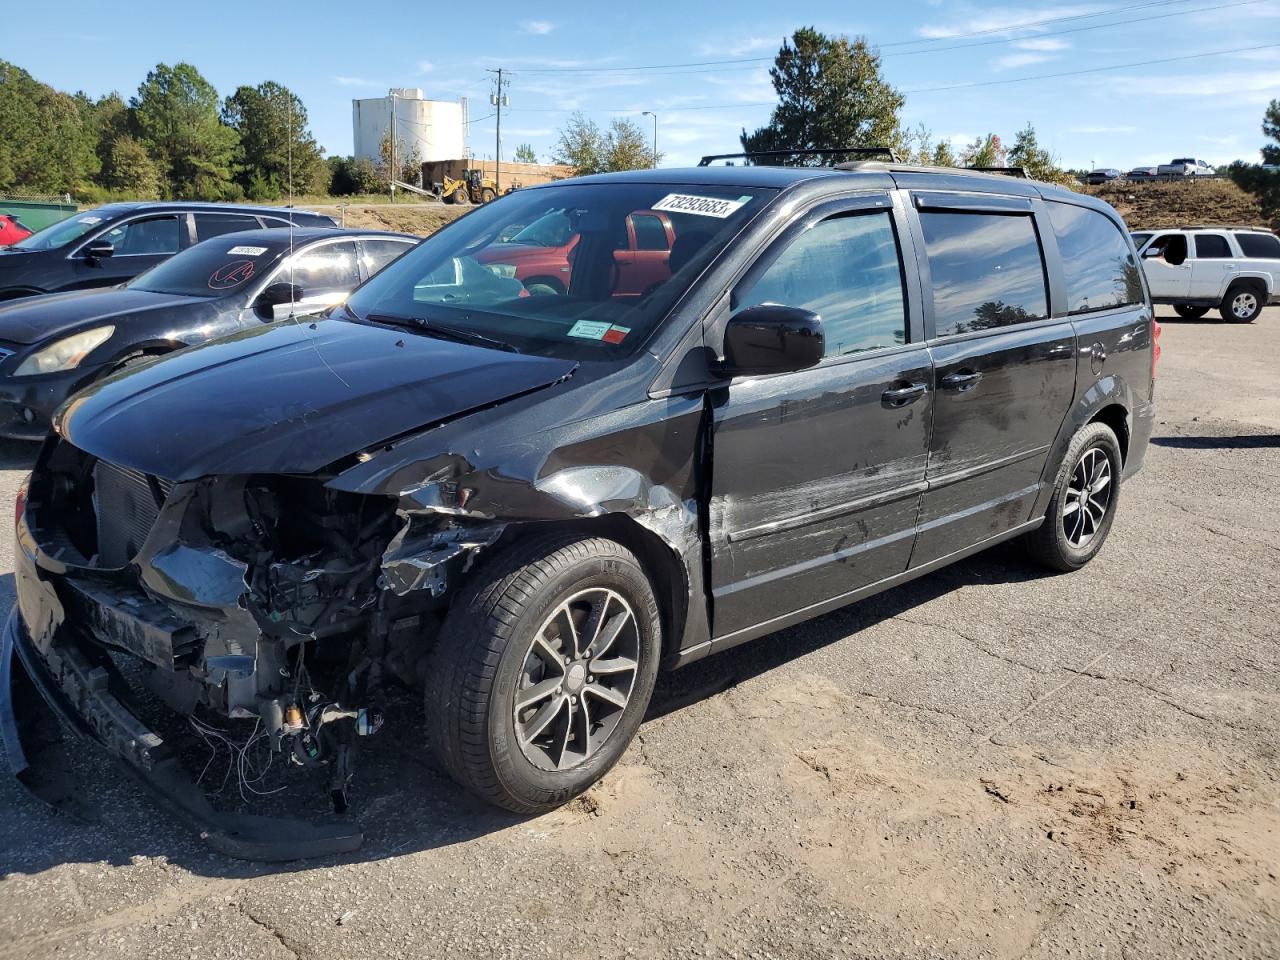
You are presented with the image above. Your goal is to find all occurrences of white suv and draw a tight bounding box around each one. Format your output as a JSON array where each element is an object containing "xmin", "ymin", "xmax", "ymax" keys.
[{"xmin": 1131, "ymin": 227, "xmax": 1280, "ymax": 322}]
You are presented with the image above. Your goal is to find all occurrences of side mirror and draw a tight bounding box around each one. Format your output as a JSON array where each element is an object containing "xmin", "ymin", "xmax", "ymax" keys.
[
  {"xmin": 718, "ymin": 304, "xmax": 824, "ymax": 377},
  {"xmin": 83, "ymin": 241, "xmax": 114, "ymax": 260}
]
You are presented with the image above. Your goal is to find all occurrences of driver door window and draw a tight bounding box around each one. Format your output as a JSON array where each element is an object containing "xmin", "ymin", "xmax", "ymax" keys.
[
  {"xmin": 98, "ymin": 215, "xmax": 181, "ymax": 256},
  {"xmin": 735, "ymin": 211, "xmax": 908, "ymax": 358}
]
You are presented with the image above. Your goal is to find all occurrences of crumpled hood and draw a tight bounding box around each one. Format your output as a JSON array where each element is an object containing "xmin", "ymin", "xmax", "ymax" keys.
[
  {"xmin": 0, "ymin": 288, "xmax": 201, "ymax": 345},
  {"xmin": 57, "ymin": 317, "xmax": 577, "ymax": 480}
]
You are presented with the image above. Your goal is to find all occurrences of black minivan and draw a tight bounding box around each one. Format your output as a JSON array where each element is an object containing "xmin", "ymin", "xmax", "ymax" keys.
[
  {"xmin": 0, "ymin": 201, "xmax": 337, "ymax": 300},
  {"xmin": 4, "ymin": 160, "xmax": 1157, "ymax": 858}
]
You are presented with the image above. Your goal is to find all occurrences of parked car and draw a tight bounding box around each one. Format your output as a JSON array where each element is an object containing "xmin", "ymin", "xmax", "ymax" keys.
[
  {"xmin": 1126, "ymin": 167, "xmax": 1158, "ymax": 180},
  {"xmin": 0, "ymin": 201, "xmax": 337, "ymax": 301},
  {"xmin": 0, "ymin": 227, "xmax": 415, "ymax": 438},
  {"xmin": 1085, "ymin": 168, "xmax": 1122, "ymax": 184},
  {"xmin": 1135, "ymin": 226, "xmax": 1280, "ymax": 321},
  {"xmin": 1157, "ymin": 158, "xmax": 1216, "ymax": 177},
  {"xmin": 3, "ymin": 162, "xmax": 1157, "ymax": 859},
  {"xmin": 471, "ymin": 207, "xmax": 678, "ymax": 297},
  {"xmin": 0, "ymin": 215, "xmax": 32, "ymax": 246}
]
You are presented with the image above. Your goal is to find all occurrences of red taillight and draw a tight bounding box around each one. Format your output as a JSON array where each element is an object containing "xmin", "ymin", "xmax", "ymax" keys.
[
  {"xmin": 14, "ymin": 477, "xmax": 28, "ymax": 527},
  {"xmin": 1151, "ymin": 318, "xmax": 1162, "ymax": 380}
]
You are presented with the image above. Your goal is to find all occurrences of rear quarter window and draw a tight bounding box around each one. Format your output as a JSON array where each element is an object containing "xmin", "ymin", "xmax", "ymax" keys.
[
  {"xmin": 919, "ymin": 211, "xmax": 1048, "ymax": 336},
  {"xmin": 1048, "ymin": 202, "xmax": 1144, "ymax": 314},
  {"xmin": 1235, "ymin": 232, "xmax": 1280, "ymax": 258}
]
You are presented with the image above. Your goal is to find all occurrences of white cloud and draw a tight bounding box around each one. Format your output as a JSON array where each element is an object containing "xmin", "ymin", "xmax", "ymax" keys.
[
  {"xmin": 1068, "ymin": 125, "xmax": 1137, "ymax": 134},
  {"xmin": 334, "ymin": 76, "xmax": 381, "ymax": 88},
  {"xmin": 702, "ymin": 68, "xmax": 776, "ymax": 104},
  {"xmin": 1113, "ymin": 69, "xmax": 1280, "ymax": 105},
  {"xmin": 520, "ymin": 19, "xmax": 554, "ymax": 35},
  {"xmin": 919, "ymin": 4, "xmax": 1100, "ymax": 39},
  {"xmin": 990, "ymin": 52, "xmax": 1055, "ymax": 71},
  {"xmin": 417, "ymin": 61, "xmax": 434, "ymax": 74},
  {"xmin": 1015, "ymin": 38, "xmax": 1070, "ymax": 52},
  {"xmin": 696, "ymin": 36, "xmax": 778, "ymax": 57}
]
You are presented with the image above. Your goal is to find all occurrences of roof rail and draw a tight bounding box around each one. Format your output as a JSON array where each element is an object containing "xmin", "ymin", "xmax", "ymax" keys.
[
  {"xmin": 697, "ymin": 147, "xmax": 900, "ymax": 167},
  {"xmin": 1177, "ymin": 223, "xmax": 1272, "ymax": 231},
  {"xmin": 967, "ymin": 166, "xmax": 1028, "ymax": 179}
]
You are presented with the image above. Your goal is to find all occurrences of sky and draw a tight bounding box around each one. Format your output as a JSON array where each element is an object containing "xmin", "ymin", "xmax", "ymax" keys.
[{"xmin": 8, "ymin": 0, "xmax": 1280, "ymax": 172}]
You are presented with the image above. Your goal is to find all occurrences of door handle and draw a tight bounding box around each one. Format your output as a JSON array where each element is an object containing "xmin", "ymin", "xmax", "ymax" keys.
[
  {"xmin": 939, "ymin": 370, "xmax": 983, "ymax": 391},
  {"xmin": 881, "ymin": 381, "xmax": 927, "ymax": 407}
]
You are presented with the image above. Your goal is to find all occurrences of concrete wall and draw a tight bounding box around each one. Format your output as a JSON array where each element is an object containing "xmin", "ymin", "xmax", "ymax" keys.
[{"xmin": 352, "ymin": 90, "xmax": 465, "ymax": 167}]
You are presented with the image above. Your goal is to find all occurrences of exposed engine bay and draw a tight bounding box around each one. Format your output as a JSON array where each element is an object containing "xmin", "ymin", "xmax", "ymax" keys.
[{"xmin": 22, "ymin": 438, "xmax": 503, "ymax": 815}]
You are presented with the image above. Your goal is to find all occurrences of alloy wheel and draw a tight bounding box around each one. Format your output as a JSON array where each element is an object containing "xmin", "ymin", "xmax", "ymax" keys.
[
  {"xmin": 1061, "ymin": 447, "xmax": 1113, "ymax": 548},
  {"xmin": 513, "ymin": 588, "xmax": 640, "ymax": 771},
  {"xmin": 1231, "ymin": 291, "xmax": 1258, "ymax": 319}
]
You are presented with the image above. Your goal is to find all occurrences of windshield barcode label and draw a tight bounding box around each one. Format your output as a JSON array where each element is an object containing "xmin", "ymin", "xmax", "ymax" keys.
[{"xmin": 651, "ymin": 193, "xmax": 748, "ymax": 219}]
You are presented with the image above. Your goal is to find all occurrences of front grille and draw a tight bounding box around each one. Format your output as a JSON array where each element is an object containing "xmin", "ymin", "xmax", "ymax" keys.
[{"xmin": 93, "ymin": 461, "xmax": 172, "ymax": 567}]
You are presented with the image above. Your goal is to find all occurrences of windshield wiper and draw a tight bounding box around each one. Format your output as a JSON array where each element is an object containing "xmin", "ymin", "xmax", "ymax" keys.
[{"xmin": 364, "ymin": 312, "xmax": 519, "ymax": 353}]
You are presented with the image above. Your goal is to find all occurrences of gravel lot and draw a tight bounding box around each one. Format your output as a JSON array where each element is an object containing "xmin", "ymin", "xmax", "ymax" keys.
[{"xmin": 0, "ymin": 306, "xmax": 1277, "ymax": 960}]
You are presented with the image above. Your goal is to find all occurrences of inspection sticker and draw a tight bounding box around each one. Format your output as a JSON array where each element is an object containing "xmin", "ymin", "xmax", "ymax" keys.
[
  {"xmin": 568, "ymin": 320, "xmax": 612, "ymax": 339},
  {"xmin": 602, "ymin": 325, "xmax": 630, "ymax": 344},
  {"xmin": 651, "ymin": 193, "xmax": 748, "ymax": 219},
  {"xmin": 227, "ymin": 244, "xmax": 269, "ymax": 256},
  {"xmin": 78, "ymin": 216, "xmax": 102, "ymax": 225}
]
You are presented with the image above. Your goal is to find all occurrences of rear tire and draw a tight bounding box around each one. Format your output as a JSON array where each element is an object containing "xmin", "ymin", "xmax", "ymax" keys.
[
  {"xmin": 1220, "ymin": 282, "xmax": 1264, "ymax": 323},
  {"xmin": 1173, "ymin": 304, "xmax": 1209, "ymax": 320},
  {"xmin": 423, "ymin": 534, "xmax": 661, "ymax": 813},
  {"xmin": 1024, "ymin": 422, "xmax": 1123, "ymax": 573}
]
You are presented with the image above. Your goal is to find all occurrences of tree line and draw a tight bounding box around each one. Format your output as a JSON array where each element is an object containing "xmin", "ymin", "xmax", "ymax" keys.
[{"xmin": 0, "ymin": 59, "xmax": 407, "ymax": 201}]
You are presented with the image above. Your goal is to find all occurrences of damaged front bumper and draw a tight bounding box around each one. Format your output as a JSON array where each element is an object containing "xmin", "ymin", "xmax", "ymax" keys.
[
  {"xmin": 0, "ymin": 608, "xmax": 364, "ymax": 860},
  {"xmin": 0, "ymin": 438, "xmax": 499, "ymax": 860}
]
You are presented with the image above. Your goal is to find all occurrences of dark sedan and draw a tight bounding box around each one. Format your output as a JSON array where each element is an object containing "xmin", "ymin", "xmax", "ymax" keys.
[
  {"xmin": 1084, "ymin": 168, "xmax": 1122, "ymax": 185},
  {"xmin": 0, "ymin": 201, "xmax": 337, "ymax": 300},
  {"xmin": 0, "ymin": 227, "xmax": 416, "ymax": 438}
]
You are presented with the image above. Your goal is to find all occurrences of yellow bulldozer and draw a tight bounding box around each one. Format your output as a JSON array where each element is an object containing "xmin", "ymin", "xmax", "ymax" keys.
[{"xmin": 436, "ymin": 169, "xmax": 497, "ymax": 205}]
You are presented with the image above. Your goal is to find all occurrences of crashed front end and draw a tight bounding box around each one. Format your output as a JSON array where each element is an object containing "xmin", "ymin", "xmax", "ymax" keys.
[{"xmin": 2, "ymin": 436, "xmax": 497, "ymax": 859}]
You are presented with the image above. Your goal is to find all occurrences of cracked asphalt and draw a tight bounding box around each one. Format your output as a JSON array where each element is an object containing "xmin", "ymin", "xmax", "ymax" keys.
[{"xmin": 0, "ymin": 306, "xmax": 1277, "ymax": 959}]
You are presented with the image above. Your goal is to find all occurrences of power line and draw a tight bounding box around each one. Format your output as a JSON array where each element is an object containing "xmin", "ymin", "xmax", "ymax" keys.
[
  {"xmin": 489, "ymin": 40, "xmax": 1280, "ymax": 114},
  {"xmin": 903, "ymin": 40, "xmax": 1280, "ymax": 92},
  {"xmin": 511, "ymin": 0, "xmax": 1203, "ymax": 73},
  {"xmin": 497, "ymin": 0, "xmax": 1265, "ymax": 83}
]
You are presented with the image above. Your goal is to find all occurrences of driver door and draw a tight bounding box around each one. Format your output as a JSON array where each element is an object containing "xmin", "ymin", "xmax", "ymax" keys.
[
  {"xmin": 707, "ymin": 195, "xmax": 933, "ymax": 642},
  {"xmin": 68, "ymin": 214, "xmax": 183, "ymax": 291}
]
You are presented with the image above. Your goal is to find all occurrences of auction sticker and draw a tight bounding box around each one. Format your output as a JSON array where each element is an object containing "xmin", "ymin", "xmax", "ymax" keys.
[
  {"xmin": 651, "ymin": 193, "xmax": 749, "ymax": 219},
  {"xmin": 568, "ymin": 320, "xmax": 612, "ymax": 339},
  {"xmin": 227, "ymin": 245, "xmax": 269, "ymax": 256}
]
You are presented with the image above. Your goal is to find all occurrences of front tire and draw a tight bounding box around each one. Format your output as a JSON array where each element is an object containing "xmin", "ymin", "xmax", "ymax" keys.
[
  {"xmin": 1221, "ymin": 283, "xmax": 1264, "ymax": 323},
  {"xmin": 1024, "ymin": 422, "xmax": 1123, "ymax": 572},
  {"xmin": 423, "ymin": 534, "xmax": 661, "ymax": 813}
]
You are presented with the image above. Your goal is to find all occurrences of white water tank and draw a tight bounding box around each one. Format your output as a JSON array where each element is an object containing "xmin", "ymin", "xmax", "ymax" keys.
[{"xmin": 352, "ymin": 88, "xmax": 465, "ymax": 165}]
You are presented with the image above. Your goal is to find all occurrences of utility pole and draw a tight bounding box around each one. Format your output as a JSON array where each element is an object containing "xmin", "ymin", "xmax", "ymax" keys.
[
  {"xmin": 488, "ymin": 68, "xmax": 510, "ymax": 193},
  {"xmin": 390, "ymin": 90, "xmax": 397, "ymax": 202},
  {"xmin": 642, "ymin": 111, "xmax": 658, "ymax": 167}
]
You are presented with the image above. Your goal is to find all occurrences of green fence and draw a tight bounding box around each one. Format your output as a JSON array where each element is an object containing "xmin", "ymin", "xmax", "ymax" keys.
[{"xmin": 0, "ymin": 194, "xmax": 77, "ymax": 231}]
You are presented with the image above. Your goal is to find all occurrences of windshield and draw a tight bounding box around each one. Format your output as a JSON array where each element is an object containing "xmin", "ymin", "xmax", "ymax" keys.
[
  {"xmin": 12, "ymin": 207, "xmax": 129, "ymax": 251},
  {"xmin": 343, "ymin": 181, "xmax": 774, "ymax": 360},
  {"xmin": 509, "ymin": 211, "xmax": 574, "ymax": 247},
  {"xmin": 1130, "ymin": 232, "xmax": 1152, "ymax": 249},
  {"xmin": 129, "ymin": 238, "xmax": 283, "ymax": 297}
]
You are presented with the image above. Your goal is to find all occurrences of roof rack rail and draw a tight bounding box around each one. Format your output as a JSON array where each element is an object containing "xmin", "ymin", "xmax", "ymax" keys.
[
  {"xmin": 1177, "ymin": 223, "xmax": 1271, "ymax": 231},
  {"xmin": 968, "ymin": 166, "xmax": 1028, "ymax": 179},
  {"xmin": 697, "ymin": 147, "xmax": 900, "ymax": 167}
]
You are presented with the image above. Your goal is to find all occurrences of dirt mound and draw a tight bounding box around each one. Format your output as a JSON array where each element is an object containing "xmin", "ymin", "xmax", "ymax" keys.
[
  {"xmin": 309, "ymin": 202, "xmax": 468, "ymax": 237},
  {"xmin": 1083, "ymin": 180, "xmax": 1268, "ymax": 230}
]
